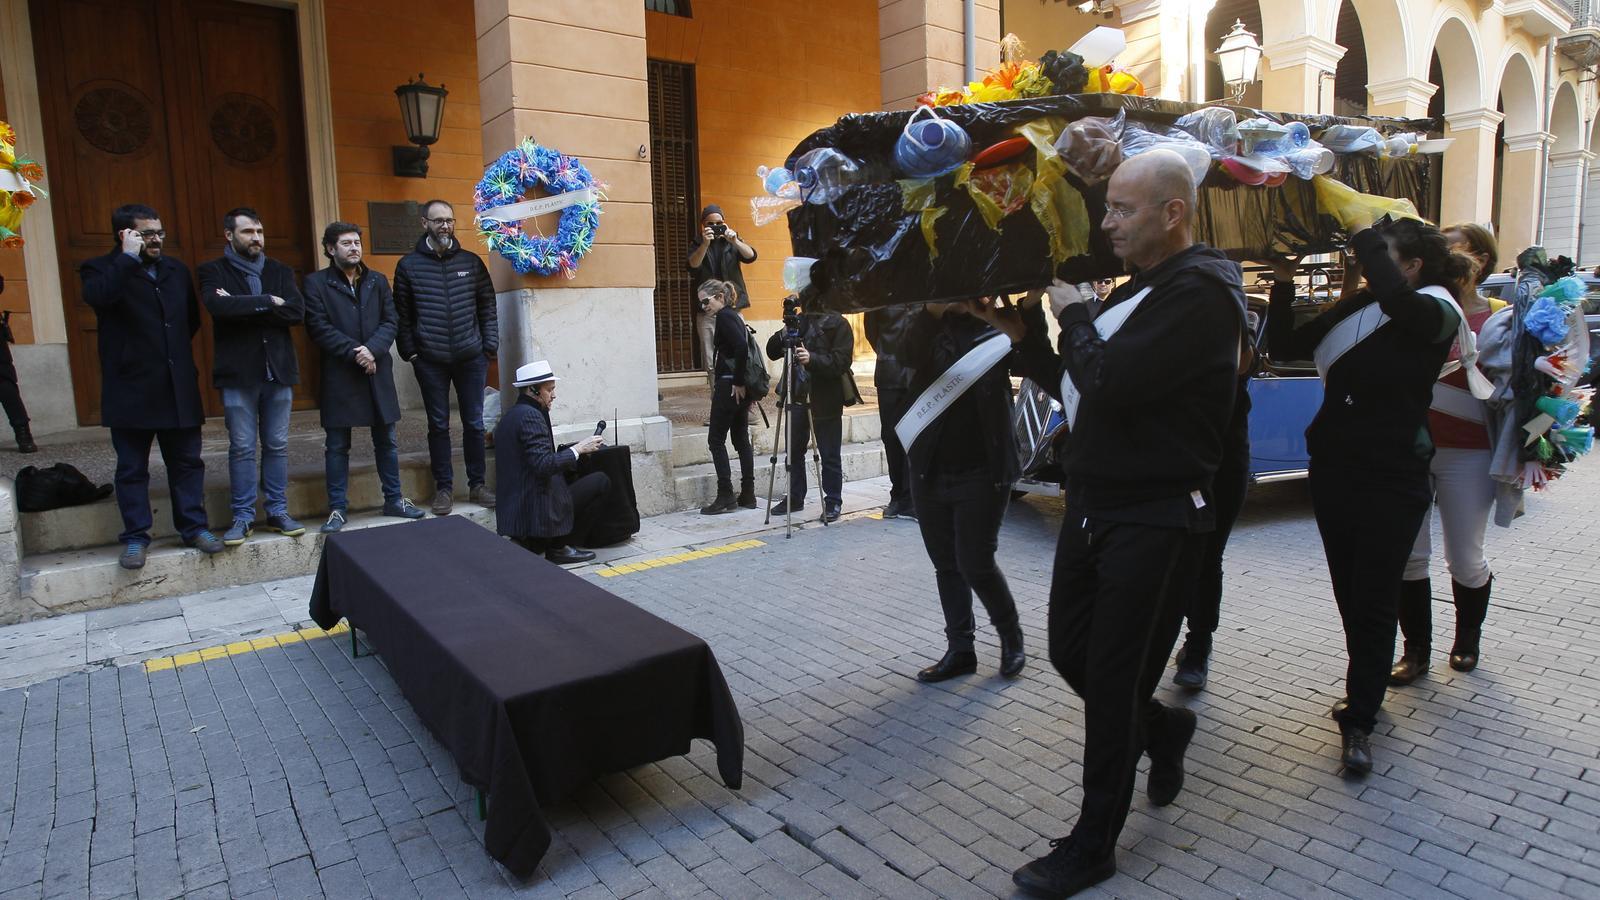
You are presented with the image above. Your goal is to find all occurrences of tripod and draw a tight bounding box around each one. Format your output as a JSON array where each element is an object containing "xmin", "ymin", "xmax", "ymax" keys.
[{"xmin": 764, "ymin": 336, "xmax": 825, "ymax": 538}]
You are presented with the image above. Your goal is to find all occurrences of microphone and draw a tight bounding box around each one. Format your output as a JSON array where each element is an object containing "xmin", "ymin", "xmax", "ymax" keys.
[{"xmin": 593, "ymin": 420, "xmax": 607, "ymax": 437}]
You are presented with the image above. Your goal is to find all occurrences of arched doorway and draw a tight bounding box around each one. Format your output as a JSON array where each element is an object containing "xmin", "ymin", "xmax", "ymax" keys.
[
  {"xmin": 1427, "ymin": 16, "xmax": 1492, "ymax": 229},
  {"xmin": 1492, "ymin": 52, "xmax": 1545, "ymax": 264},
  {"xmin": 1541, "ymin": 81, "xmax": 1585, "ymax": 261}
]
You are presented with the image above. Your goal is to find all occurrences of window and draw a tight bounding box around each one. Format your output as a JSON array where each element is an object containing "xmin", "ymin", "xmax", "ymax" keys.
[{"xmin": 646, "ymin": 0, "xmax": 690, "ymax": 16}]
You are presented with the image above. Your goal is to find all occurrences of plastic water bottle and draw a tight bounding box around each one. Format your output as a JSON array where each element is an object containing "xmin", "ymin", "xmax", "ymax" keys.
[
  {"xmin": 757, "ymin": 165, "xmax": 793, "ymax": 196},
  {"xmin": 793, "ymin": 148, "xmax": 867, "ymax": 204},
  {"xmin": 1283, "ymin": 146, "xmax": 1335, "ymax": 179},
  {"xmin": 783, "ymin": 257, "xmax": 817, "ymax": 292},
  {"xmin": 1318, "ymin": 125, "xmax": 1382, "ymax": 154},
  {"xmin": 894, "ymin": 107, "xmax": 972, "ymax": 179}
]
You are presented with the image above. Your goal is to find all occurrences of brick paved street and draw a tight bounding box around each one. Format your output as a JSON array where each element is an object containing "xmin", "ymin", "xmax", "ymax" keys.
[{"xmin": 1, "ymin": 466, "xmax": 1598, "ymax": 898}]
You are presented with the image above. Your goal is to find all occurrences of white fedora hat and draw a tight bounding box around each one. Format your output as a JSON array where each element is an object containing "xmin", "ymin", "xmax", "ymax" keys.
[{"xmin": 512, "ymin": 360, "xmax": 560, "ymax": 387}]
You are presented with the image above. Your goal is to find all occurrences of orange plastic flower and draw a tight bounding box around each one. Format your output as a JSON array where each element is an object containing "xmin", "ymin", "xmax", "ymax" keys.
[
  {"xmin": 10, "ymin": 190, "xmax": 34, "ymax": 210},
  {"xmin": 1, "ymin": 234, "xmax": 23, "ymax": 250},
  {"xmin": 0, "ymin": 122, "xmax": 14, "ymax": 146},
  {"xmin": 16, "ymin": 162, "xmax": 43, "ymax": 182}
]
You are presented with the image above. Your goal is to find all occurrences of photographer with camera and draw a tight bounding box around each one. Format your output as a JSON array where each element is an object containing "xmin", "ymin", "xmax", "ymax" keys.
[
  {"xmin": 687, "ymin": 206, "xmax": 756, "ymax": 388},
  {"xmin": 766, "ymin": 295, "xmax": 856, "ymax": 523}
]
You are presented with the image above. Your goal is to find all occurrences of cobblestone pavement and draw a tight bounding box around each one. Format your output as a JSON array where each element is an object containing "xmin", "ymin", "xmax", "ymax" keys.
[{"xmin": 1, "ymin": 464, "xmax": 1598, "ymax": 898}]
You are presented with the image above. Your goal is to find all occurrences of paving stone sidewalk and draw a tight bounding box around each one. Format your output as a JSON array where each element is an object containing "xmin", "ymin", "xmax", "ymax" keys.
[{"xmin": 0, "ymin": 466, "xmax": 1598, "ymax": 898}]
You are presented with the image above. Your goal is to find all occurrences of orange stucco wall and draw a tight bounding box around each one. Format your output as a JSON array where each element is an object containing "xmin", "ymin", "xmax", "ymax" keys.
[{"xmin": 646, "ymin": 0, "xmax": 882, "ymax": 322}]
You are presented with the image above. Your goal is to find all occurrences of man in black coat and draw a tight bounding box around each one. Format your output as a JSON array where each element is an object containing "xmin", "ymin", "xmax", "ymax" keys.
[
  {"xmin": 765, "ymin": 299, "xmax": 855, "ymax": 522},
  {"xmin": 197, "ymin": 207, "xmax": 306, "ymax": 545},
  {"xmin": 303, "ymin": 222, "xmax": 426, "ymax": 533},
  {"xmin": 392, "ymin": 199, "xmax": 497, "ymax": 516},
  {"xmin": 494, "ymin": 360, "xmax": 608, "ymax": 565},
  {"xmin": 80, "ymin": 204, "xmax": 223, "ymax": 569},
  {"xmin": 687, "ymin": 205, "xmax": 755, "ymax": 387},
  {"xmin": 864, "ymin": 306, "xmax": 917, "ymax": 520}
]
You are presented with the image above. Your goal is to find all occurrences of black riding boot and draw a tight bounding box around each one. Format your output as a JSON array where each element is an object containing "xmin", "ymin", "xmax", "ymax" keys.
[
  {"xmin": 1389, "ymin": 578, "xmax": 1433, "ymax": 685},
  {"xmin": 1449, "ymin": 576, "xmax": 1491, "ymax": 671}
]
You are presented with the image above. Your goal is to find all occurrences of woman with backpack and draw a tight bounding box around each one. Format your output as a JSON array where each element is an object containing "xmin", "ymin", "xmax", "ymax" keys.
[{"xmin": 700, "ymin": 279, "xmax": 758, "ymax": 514}]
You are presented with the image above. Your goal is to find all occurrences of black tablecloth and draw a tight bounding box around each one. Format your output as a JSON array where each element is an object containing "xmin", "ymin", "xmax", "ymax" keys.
[
  {"xmin": 572, "ymin": 444, "xmax": 640, "ymax": 547},
  {"xmin": 307, "ymin": 516, "xmax": 743, "ymax": 877}
]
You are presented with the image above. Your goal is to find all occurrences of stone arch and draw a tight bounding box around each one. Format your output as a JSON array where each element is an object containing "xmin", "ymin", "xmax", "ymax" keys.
[
  {"xmin": 1493, "ymin": 49, "xmax": 1543, "ymax": 138},
  {"xmin": 1551, "ymin": 80, "xmax": 1583, "ymax": 153},
  {"xmin": 1425, "ymin": 12, "xmax": 1484, "ymax": 115},
  {"xmin": 1324, "ymin": 0, "xmax": 1411, "ymax": 90}
]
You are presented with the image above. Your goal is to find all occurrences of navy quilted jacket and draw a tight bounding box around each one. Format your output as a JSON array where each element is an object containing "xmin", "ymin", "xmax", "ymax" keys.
[{"xmin": 392, "ymin": 234, "xmax": 498, "ymax": 363}]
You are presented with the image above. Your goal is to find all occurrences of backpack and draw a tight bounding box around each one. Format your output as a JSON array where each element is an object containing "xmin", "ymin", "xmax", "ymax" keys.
[
  {"xmin": 14, "ymin": 463, "xmax": 113, "ymax": 513},
  {"xmin": 741, "ymin": 326, "xmax": 770, "ymax": 401}
]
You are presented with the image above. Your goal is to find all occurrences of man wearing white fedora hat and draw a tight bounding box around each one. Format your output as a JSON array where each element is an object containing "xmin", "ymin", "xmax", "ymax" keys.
[{"xmin": 493, "ymin": 360, "xmax": 609, "ymax": 564}]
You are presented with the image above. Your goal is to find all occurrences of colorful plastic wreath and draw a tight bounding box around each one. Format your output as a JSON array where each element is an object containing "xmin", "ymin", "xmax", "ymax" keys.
[
  {"xmin": 0, "ymin": 121, "xmax": 47, "ymax": 250},
  {"xmin": 473, "ymin": 138, "xmax": 605, "ymax": 278}
]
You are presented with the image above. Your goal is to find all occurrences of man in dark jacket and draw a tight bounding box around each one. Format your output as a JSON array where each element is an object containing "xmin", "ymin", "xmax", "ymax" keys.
[
  {"xmin": 979, "ymin": 151, "xmax": 1244, "ymax": 898},
  {"xmin": 766, "ymin": 300, "xmax": 855, "ymax": 522},
  {"xmin": 494, "ymin": 360, "xmax": 608, "ymax": 565},
  {"xmin": 393, "ymin": 199, "xmax": 497, "ymax": 516},
  {"xmin": 81, "ymin": 204, "xmax": 223, "ymax": 568},
  {"xmin": 687, "ymin": 205, "xmax": 755, "ymax": 384},
  {"xmin": 303, "ymin": 222, "xmax": 426, "ymax": 533},
  {"xmin": 864, "ymin": 306, "xmax": 916, "ymax": 520},
  {"xmin": 197, "ymin": 207, "xmax": 306, "ymax": 545}
]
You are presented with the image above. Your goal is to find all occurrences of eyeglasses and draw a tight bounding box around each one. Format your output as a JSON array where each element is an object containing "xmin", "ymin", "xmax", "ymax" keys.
[
  {"xmin": 426, "ymin": 217, "xmax": 456, "ymax": 226},
  {"xmin": 1102, "ymin": 201, "xmax": 1175, "ymax": 221},
  {"xmin": 137, "ymin": 229, "xmax": 167, "ymax": 239}
]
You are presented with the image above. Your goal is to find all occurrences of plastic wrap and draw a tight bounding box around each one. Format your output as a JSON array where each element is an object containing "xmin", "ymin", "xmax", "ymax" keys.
[
  {"xmin": 783, "ymin": 93, "xmax": 1439, "ymax": 312},
  {"xmin": 1118, "ymin": 122, "xmax": 1212, "ymax": 185},
  {"xmin": 1054, "ymin": 111, "xmax": 1125, "ymax": 185},
  {"xmin": 1174, "ymin": 108, "xmax": 1239, "ymax": 158},
  {"xmin": 1312, "ymin": 175, "xmax": 1421, "ymax": 230}
]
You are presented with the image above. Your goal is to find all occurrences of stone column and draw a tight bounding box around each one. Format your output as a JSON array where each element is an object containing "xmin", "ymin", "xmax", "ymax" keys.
[
  {"xmin": 1440, "ymin": 108, "xmax": 1504, "ymax": 234},
  {"xmin": 1114, "ymin": 0, "xmax": 1189, "ymax": 101},
  {"xmin": 474, "ymin": 0, "xmax": 666, "ymax": 449},
  {"xmin": 1498, "ymin": 131, "xmax": 1553, "ymax": 267},
  {"xmin": 1582, "ymin": 166, "xmax": 1600, "ymax": 264},
  {"xmin": 1259, "ymin": 36, "xmax": 1344, "ymax": 115},
  {"xmin": 1364, "ymin": 77, "xmax": 1436, "ymax": 120},
  {"xmin": 1541, "ymin": 149, "xmax": 1592, "ymax": 261},
  {"xmin": 879, "ymin": 0, "xmax": 1001, "ymax": 111}
]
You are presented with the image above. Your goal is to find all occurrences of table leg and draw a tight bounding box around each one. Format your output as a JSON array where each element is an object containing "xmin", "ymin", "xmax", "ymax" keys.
[
  {"xmin": 350, "ymin": 623, "xmax": 362, "ymax": 658},
  {"xmin": 477, "ymin": 789, "xmax": 487, "ymax": 821}
]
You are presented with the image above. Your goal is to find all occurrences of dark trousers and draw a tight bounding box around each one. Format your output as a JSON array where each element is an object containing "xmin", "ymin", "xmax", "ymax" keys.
[
  {"xmin": 1309, "ymin": 461, "xmax": 1431, "ymax": 735},
  {"xmin": 914, "ymin": 471, "xmax": 1019, "ymax": 651},
  {"xmin": 707, "ymin": 380, "xmax": 753, "ymax": 490},
  {"xmin": 413, "ymin": 355, "xmax": 488, "ymax": 491},
  {"xmin": 878, "ymin": 386, "xmax": 910, "ymax": 504},
  {"xmin": 785, "ymin": 401, "xmax": 842, "ymax": 504},
  {"xmin": 1049, "ymin": 513, "xmax": 1202, "ymax": 860},
  {"xmin": 513, "ymin": 471, "xmax": 611, "ymax": 552},
  {"xmin": 109, "ymin": 426, "xmax": 209, "ymax": 545},
  {"xmin": 1182, "ymin": 450, "xmax": 1250, "ymax": 642},
  {"xmin": 0, "ymin": 342, "xmax": 29, "ymax": 429}
]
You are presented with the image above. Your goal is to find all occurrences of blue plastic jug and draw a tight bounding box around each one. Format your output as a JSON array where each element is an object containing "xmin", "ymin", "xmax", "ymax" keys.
[
  {"xmin": 894, "ymin": 107, "xmax": 972, "ymax": 179},
  {"xmin": 794, "ymin": 148, "xmax": 867, "ymax": 204}
]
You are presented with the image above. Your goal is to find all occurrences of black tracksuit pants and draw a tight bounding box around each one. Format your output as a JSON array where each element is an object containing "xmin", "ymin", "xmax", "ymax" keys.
[
  {"xmin": 1309, "ymin": 460, "xmax": 1431, "ymax": 735},
  {"xmin": 914, "ymin": 470, "xmax": 1019, "ymax": 651},
  {"xmin": 1049, "ymin": 512, "xmax": 1203, "ymax": 861},
  {"xmin": 1183, "ymin": 448, "xmax": 1250, "ymax": 642}
]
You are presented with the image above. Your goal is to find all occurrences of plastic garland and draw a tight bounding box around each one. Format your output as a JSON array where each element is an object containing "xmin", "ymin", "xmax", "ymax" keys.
[
  {"xmin": 474, "ymin": 138, "xmax": 605, "ymax": 278},
  {"xmin": 0, "ymin": 121, "xmax": 47, "ymax": 250}
]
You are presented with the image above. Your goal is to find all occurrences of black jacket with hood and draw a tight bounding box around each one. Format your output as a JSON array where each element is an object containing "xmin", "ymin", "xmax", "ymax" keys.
[{"xmin": 392, "ymin": 235, "xmax": 498, "ymax": 364}]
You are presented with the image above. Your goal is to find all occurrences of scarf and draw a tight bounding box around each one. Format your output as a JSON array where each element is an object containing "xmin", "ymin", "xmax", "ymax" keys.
[{"xmin": 224, "ymin": 243, "xmax": 266, "ymax": 294}]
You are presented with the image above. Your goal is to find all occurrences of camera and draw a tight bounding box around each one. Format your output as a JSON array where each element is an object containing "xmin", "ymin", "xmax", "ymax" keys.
[
  {"xmin": 709, "ymin": 222, "xmax": 727, "ymax": 238},
  {"xmin": 782, "ymin": 295, "xmax": 802, "ymax": 339}
]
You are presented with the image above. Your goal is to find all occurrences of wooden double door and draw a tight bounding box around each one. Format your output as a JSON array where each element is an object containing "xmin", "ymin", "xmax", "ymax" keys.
[{"xmin": 32, "ymin": 0, "xmax": 320, "ymax": 424}]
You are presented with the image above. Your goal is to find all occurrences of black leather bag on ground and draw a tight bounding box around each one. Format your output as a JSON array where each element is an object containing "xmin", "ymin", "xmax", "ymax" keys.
[{"xmin": 14, "ymin": 463, "xmax": 114, "ymax": 512}]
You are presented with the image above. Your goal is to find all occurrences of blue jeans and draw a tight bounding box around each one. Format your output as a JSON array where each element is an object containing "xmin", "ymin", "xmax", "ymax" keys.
[
  {"xmin": 412, "ymin": 355, "xmax": 488, "ymax": 491},
  {"xmin": 324, "ymin": 424, "xmax": 401, "ymax": 512},
  {"xmin": 222, "ymin": 382, "xmax": 294, "ymax": 520}
]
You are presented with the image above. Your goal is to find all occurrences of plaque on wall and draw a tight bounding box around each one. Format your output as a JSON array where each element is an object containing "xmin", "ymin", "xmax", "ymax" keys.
[{"xmin": 367, "ymin": 201, "xmax": 421, "ymax": 255}]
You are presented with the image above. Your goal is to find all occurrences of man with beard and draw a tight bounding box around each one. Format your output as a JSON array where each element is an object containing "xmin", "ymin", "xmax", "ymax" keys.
[
  {"xmin": 81, "ymin": 204, "xmax": 223, "ymax": 568},
  {"xmin": 197, "ymin": 207, "xmax": 307, "ymax": 545}
]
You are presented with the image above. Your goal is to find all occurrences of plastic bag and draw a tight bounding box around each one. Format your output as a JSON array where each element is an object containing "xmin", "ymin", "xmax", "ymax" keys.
[
  {"xmin": 1174, "ymin": 108, "xmax": 1239, "ymax": 158},
  {"xmin": 1312, "ymin": 175, "xmax": 1420, "ymax": 229},
  {"xmin": 1119, "ymin": 123, "xmax": 1212, "ymax": 185},
  {"xmin": 1317, "ymin": 124, "xmax": 1383, "ymax": 154},
  {"xmin": 1054, "ymin": 110, "xmax": 1124, "ymax": 185},
  {"xmin": 1236, "ymin": 117, "xmax": 1290, "ymax": 154},
  {"xmin": 482, "ymin": 386, "xmax": 502, "ymax": 436}
]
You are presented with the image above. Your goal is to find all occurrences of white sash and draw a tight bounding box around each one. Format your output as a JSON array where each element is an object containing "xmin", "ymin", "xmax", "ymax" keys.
[
  {"xmin": 1059, "ymin": 288, "xmax": 1152, "ymax": 429},
  {"xmin": 1312, "ymin": 285, "xmax": 1493, "ymax": 400},
  {"xmin": 895, "ymin": 332, "xmax": 1013, "ymax": 451},
  {"xmin": 1430, "ymin": 382, "xmax": 1486, "ymax": 424}
]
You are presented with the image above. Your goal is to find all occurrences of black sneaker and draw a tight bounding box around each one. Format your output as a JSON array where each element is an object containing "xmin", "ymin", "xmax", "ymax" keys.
[
  {"xmin": 320, "ymin": 510, "xmax": 347, "ymax": 534},
  {"xmin": 769, "ymin": 497, "xmax": 804, "ymax": 516},
  {"xmin": 822, "ymin": 499, "xmax": 842, "ymax": 523},
  {"xmin": 119, "ymin": 542, "xmax": 148, "ymax": 570},
  {"xmin": 1146, "ymin": 707, "xmax": 1197, "ymax": 807},
  {"xmin": 263, "ymin": 514, "xmax": 306, "ymax": 537},
  {"xmin": 383, "ymin": 498, "xmax": 426, "ymax": 520},
  {"xmin": 1013, "ymin": 835, "xmax": 1115, "ymax": 899},
  {"xmin": 185, "ymin": 530, "xmax": 224, "ymax": 555},
  {"xmin": 1172, "ymin": 637, "xmax": 1210, "ymax": 689}
]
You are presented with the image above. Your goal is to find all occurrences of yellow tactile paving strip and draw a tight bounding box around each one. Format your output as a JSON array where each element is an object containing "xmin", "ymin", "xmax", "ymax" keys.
[
  {"xmin": 594, "ymin": 539, "xmax": 766, "ymax": 578},
  {"xmin": 143, "ymin": 621, "xmax": 351, "ymax": 673}
]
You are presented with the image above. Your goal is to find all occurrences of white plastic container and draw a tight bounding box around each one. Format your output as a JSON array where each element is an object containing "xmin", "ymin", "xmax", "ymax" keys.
[{"xmin": 1069, "ymin": 27, "xmax": 1126, "ymax": 69}]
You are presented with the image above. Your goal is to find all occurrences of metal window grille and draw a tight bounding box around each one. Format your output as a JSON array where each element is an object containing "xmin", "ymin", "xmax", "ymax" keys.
[
  {"xmin": 648, "ymin": 59, "xmax": 702, "ymax": 374},
  {"xmin": 646, "ymin": 0, "xmax": 691, "ymax": 16}
]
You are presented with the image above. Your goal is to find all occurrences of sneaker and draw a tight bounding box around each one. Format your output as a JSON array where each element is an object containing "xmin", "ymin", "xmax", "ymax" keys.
[
  {"xmin": 321, "ymin": 510, "xmax": 347, "ymax": 534},
  {"xmin": 1172, "ymin": 637, "xmax": 1210, "ymax": 689},
  {"xmin": 222, "ymin": 519, "xmax": 254, "ymax": 547},
  {"xmin": 822, "ymin": 499, "xmax": 842, "ymax": 523},
  {"xmin": 769, "ymin": 497, "xmax": 804, "ymax": 516},
  {"xmin": 469, "ymin": 484, "xmax": 496, "ymax": 508},
  {"xmin": 263, "ymin": 514, "xmax": 306, "ymax": 537},
  {"xmin": 1012, "ymin": 835, "xmax": 1116, "ymax": 899},
  {"xmin": 119, "ymin": 542, "xmax": 148, "ymax": 570},
  {"xmin": 185, "ymin": 530, "xmax": 224, "ymax": 555},
  {"xmin": 1146, "ymin": 707, "xmax": 1197, "ymax": 807},
  {"xmin": 882, "ymin": 497, "xmax": 907, "ymax": 519},
  {"xmin": 431, "ymin": 488, "xmax": 453, "ymax": 516},
  {"xmin": 384, "ymin": 498, "xmax": 427, "ymax": 520}
]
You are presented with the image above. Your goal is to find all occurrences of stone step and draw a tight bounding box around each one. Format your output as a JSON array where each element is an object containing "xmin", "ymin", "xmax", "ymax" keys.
[
  {"xmin": 671, "ymin": 440, "xmax": 888, "ymax": 511},
  {"xmin": 15, "ymin": 504, "xmax": 496, "ymax": 621},
  {"xmin": 669, "ymin": 405, "xmax": 884, "ymax": 468}
]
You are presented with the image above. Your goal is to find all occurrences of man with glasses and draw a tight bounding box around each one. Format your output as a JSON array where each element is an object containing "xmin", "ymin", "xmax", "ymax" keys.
[
  {"xmin": 974, "ymin": 150, "xmax": 1246, "ymax": 898},
  {"xmin": 81, "ymin": 204, "xmax": 223, "ymax": 568},
  {"xmin": 394, "ymin": 199, "xmax": 498, "ymax": 516}
]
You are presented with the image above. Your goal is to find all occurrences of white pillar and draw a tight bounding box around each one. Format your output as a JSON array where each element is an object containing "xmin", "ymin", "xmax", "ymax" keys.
[
  {"xmin": 1441, "ymin": 109, "xmax": 1505, "ymax": 235},
  {"xmin": 1260, "ymin": 36, "xmax": 1346, "ymax": 114},
  {"xmin": 1542, "ymin": 149, "xmax": 1592, "ymax": 262},
  {"xmin": 1365, "ymin": 77, "xmax": 1438, "ymax": 120},
  {"xmin": 1582, "ymin": 167, "xmax": 1600, "ymax": 265}
]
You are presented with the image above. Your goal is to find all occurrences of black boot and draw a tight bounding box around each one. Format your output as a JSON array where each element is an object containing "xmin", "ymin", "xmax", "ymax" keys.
[
  {"xmin": 917, "ymin": 647, "xmax": 977, "ymax": 683},
  {"xmin": 13, "ymin": 424, "xmax": 35, "ymax": 454},
  {"xmin": 1449, "ymin": 576, "xmax": 1491, "ymax": 671},
  {"xmin": 736, "ymin": 479, "xmax": 757, "ymax": 509},
  {"xmin": 998, "ymin": 624, "xmax": 1026, "ymax": 679},
  {"xmin": 1172, "ymin": 634, "xmax": 1211, "ymax": 689},
  {"xmin": 1389, "ymin": 578, "xmax": 1433, "ymax": 685},
  {"xmin": 700, "ymin": 482, "xmax": 737, "ymax": 515}
]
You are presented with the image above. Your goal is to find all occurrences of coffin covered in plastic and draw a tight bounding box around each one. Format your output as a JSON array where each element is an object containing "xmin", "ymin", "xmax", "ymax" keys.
[{"xmin": 783, "ymin": 94, "xmax": 1439, "ymax": 314}]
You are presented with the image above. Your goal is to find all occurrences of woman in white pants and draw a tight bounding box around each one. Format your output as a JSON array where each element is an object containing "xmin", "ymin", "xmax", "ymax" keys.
[{"xmin": 1392, "ymin": 223, "xmax": 1509, "ymax": 682}]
